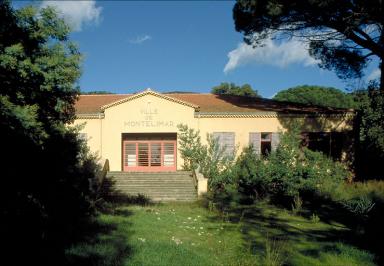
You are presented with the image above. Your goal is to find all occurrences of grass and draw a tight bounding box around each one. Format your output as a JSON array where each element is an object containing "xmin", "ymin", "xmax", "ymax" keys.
[{"xmin": 65, "ymin": 201, "xmax": 376, "ymax": 266}]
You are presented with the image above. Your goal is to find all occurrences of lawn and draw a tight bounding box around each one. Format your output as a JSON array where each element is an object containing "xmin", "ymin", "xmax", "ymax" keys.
[{"xmin": 65, "ymin": 201, "xmax": 376, "ymax": 266}]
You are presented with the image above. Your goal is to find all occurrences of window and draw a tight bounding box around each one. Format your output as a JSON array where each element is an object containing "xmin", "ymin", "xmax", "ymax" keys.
[
  {"xmin": 261, "ymin": 132, "xmax": 272, "ymax": 156},
  {"xmin": 212, "ymin": 132, "xmax": 235, "ymax": 157},
  {"xmin": 301, "ymin": 132, "xmax": 343, "ymax": 160},
  {"xmin": 249, "ymin": 132, "xmax": 279, "ymax": 156}
]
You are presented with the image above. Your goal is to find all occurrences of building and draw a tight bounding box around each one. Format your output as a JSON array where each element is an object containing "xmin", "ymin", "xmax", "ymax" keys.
[{"xmin": 74, "ymin": 88, "xmax": 354, "ymax": 172}]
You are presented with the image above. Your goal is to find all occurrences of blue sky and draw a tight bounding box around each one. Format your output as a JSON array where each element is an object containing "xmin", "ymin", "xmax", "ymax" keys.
[{"xmin": 17, "ymin": 1, "xmax": 381, "ymax": 98}]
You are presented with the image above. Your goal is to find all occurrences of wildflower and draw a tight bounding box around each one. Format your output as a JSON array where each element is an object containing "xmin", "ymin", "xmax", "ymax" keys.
[
  {"xmin": 188, "ymin": 217, "xmax": 192, "ymax": 220},
  {"xmin": 171, "ymin": 236, "xmax": 182, "ymax": 245},
  {"xmin": 200, "ymin": 227, "xmax": 203, "ymax": 229},
  {"xmin": 138, "ymin": 237, "xmax": 146, "ymax": 242}
]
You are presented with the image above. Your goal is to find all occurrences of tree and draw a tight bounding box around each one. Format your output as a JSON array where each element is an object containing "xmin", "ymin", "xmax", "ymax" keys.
[
  {"xmin": 273, "ymin": 85, "xmax": 356, "ymax": 109},
  {"xmin": 0, "ymin": 2, "xmax": 98, "ymax": 263},
  {"xmin": 211, "ymin": 82, "xmax": 260, "ymax": 97},
  {"xmin": 355, "ymin": 84, "xmax": 384, "ymax": 179},
  {"xmin": 233, "ymin": 0, "xmax": 384, "ymax": 91}
]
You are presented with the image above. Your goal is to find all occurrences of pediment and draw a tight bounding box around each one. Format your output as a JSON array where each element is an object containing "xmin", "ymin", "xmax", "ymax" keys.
[{"xmin": 101, "ymin": 88, "xmax": 199, "ymax": 111}]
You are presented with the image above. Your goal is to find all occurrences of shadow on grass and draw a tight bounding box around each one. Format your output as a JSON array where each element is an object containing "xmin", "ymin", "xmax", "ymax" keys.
[
  {"xmin": 201, "ymin": 195, "xmax": 376, "ymax": 265},
  {"xmin": 63, "ymin": 177, "xmax": 155, "ymax": 266},
  {"xmin": 299, "ymin": 193, "xmax": 384, "ymax": 265},
  {"xmin": 63, "ymin": 205, "xmax": 134, "ymax": 266}
]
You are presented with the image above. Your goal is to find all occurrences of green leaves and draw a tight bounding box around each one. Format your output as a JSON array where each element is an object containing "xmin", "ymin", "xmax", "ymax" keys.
[
  {"xmin": 273, "ymin": 85, "xmax": 356, "ymax": 109},
  {"xmin": 211, "ymin": 82, "xmax": 260, "ymax": 97},
  {"xmin": 233, "ymin": 0, "xmax": 383, "ymax": 89}
]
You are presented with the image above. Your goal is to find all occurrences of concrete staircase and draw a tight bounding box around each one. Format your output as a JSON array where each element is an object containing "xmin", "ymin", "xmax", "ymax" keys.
[{"xmin": 103, "ymin": 171, "xmax": 197, "ymax": 202}]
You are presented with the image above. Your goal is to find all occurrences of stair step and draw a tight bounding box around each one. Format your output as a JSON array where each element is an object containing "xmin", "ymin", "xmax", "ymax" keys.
[{"xmin": 103, "ymin": 171, "xmax": 197, "ymax": 202}]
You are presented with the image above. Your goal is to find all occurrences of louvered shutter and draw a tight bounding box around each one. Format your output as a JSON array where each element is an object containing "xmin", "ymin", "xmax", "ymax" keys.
[
  {"xmin": 271, "ymin": 132, "xmax": 280, "ymax": 151},
  {"xmin": 213, "ymin": 132, "xmax": 235, "ymax": 157},
  {"xmin": 249, "ymin": 132, "xmax": 261, "ymax": 155}
]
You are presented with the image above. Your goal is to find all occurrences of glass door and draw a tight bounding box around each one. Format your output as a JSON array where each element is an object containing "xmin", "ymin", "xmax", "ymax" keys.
[{"xmin": 123, "ymin": 140, "xmax": 176, "ymax": 171}]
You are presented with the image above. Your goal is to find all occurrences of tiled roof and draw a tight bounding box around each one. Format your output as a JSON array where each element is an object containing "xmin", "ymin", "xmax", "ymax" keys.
[{"xmin": 75, "ymin": 93, "xmax": 352, "ymax": 115}]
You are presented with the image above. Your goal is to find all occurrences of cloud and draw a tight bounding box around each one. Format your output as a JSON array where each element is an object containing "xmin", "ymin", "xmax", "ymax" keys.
[
  {"xmin": 367, "ymin": 68, "xmax": 381, "ymax": 81},
  {"xmin": 40, "ymin": 0, "xmax": 102, "ymax": 31},
  {"xmin": 129, "ymin": 35, "xmax": 152, "ymax": 44},
  {"xmin": 224, "ymin": 38, "xmax": 318, "ymax": 73}
]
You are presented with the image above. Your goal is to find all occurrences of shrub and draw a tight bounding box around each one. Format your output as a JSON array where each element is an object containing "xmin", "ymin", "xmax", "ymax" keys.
[
  {"xmin": 229, "ymin": 129, "xmax": 349, "ymax": 205},
  {"xmin": 177, "ymin": 124, "xmax": 204, "ymax": 171},
  {"xmin": 177, "ymin": 124, "xmax": 236, "ymax": 189}
]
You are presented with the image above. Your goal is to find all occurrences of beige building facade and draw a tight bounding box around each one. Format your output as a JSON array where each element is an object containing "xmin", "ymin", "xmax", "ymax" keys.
[{"xmin": 74, "ymin": 89, "xmax": 354, "ymax": 172}]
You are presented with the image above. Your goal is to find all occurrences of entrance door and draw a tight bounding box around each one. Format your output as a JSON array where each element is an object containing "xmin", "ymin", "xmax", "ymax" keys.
[{"xmin": 123, "ymin": 140, "xmax": 176, "ymax": 172}]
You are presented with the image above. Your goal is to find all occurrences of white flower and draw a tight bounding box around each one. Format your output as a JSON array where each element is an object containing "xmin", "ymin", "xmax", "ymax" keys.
[
  {"xmin": 200, "ymin": 227, "xmax": 203, "ymax": 229},
  {"xmin": 171, "ymin": 237, "xmax": 182, "ymax": 245},
  {"xmin": 138, "ymin": 237, "xmax": 146, "ymax": 242},
  {"xmin": 188, "ymin": 217, "xmax": 192, "ymax": 220}
]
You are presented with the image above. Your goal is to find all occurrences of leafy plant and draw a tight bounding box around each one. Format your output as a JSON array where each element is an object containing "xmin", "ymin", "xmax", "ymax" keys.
[
  {"xmin": 177, "ymin": 124, "xmax": 204, "ymax": 171},
  {"xmin": 342, "ymin": 196, "xmax": 375, "ymax": 217},
  {"xmin": 291, "ymin": 195, "xmax": 303, "ymax": 214},
  {"xmin": 310, "ymin": 213, "xmax": 320, "ymax": 223},
  {"xmin": 177, "ymin": 124, "xmax": 236, "ymax": 188},
  {"xmin": 263, "ymin": 236, "xmax": 287, "ymax": 266}
]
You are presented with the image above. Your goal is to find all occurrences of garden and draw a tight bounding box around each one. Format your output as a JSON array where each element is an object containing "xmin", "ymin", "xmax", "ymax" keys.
[{"xmin": 64, "ymin": 125, "xmax": 384, "ymax": 265}]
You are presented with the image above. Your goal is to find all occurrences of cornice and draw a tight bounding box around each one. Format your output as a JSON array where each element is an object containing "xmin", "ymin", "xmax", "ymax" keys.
[{"xmin": 76, "ymin": 113, "xmax": 105, "ymax": 119}]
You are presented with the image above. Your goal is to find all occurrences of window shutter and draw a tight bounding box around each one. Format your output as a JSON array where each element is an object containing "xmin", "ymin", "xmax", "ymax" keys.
[
  {"xmin": 213, "ymin": 132, "xmax": 235, "ymax": 156},
  {"xmin": 224, "ymin": 132, "xmax": 235, "ymax": 156},
  {"xmin": 249, "ymin": 132, "xmax": 261, "ymax": 155},
  {"xmin": 271, "ymin": 132, "xmax": 280, "ymax": 151}
]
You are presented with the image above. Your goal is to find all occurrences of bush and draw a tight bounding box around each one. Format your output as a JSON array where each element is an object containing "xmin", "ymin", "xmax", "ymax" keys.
[
  {"xmin": 177, "ymin": 124, "xmax": 236, "ymax": 189},
  {"xmin": 228, "ymin": 129, "xmax": 349, "ymax": 206}
]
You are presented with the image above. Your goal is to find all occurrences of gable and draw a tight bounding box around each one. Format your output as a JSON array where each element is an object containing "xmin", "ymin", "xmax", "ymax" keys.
[{"xmin": 101, "ymin": 89, "xmax": 199, "ymax": 111}]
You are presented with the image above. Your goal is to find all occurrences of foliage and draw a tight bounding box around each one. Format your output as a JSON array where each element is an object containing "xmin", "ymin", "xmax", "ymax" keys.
[
  {"xmin": 177, "ymin": 124, "xmax": 204, "ymax": 171},
  {"xmin": 215, "ymin": 128, "xmax": 349, "ymax": 206},
  {"xmin": 177, "ymin": 124, "xmax": 235, "ymax": 185},
  {"xmin": 233, "ymin": 0, "xmax": 384, "ymax": 181},
  {"xmin": 264, "ymin": 236, "xmax": 287, "ymax": 266},
  {"xmin": 310, "ymin": 213, "xmax": 320, "ymax": 223},
  {"xmin": 342, "ymin": 195, "xmax": 375, "ymax": 217},
  {"xmin": 200, "ymin": 133, "xmax": 236, "ymax": 188},
  {"xmin": 211, "ymin": 82, "xmax": 260, "ymax": 97},
  {"xmin": 355, "ymin": 84, "xmax": 384, "ymax": 179},
  {"xmin": 273, "ymin": 85, "xmax": 356, "ymax": 109},
  {"xmin": 0, "ymin": 2, "xmax": 98, "ymax": 263},
  {"xmin": 291, "ymin": 195, "xmax": 303, "ymax": 214},
  {"xmin": 233, "ymin": 0, "xmax": 383, "ymax": 89}
]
